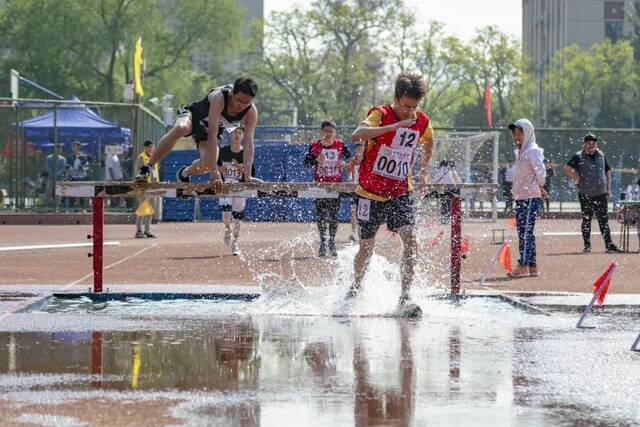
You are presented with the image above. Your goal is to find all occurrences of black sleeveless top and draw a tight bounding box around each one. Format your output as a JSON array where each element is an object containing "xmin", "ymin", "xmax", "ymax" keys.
[{"xmin": 185, "ymin": 84, "xmax": 253, "ymax": 142}]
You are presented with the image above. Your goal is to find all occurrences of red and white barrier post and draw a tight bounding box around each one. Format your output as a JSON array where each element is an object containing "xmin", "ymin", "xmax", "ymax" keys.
[
  {"xmin": 450, "ymin": 195, "xmax": 462, "ymax": 295},
  {"xmin": 90, "ymin": 197, "xmax": 104, "ymax": 293}
]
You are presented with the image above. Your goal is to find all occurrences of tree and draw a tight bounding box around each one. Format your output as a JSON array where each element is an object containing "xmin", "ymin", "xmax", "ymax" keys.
[
  {"xmin": 544, "ymin": 40, "xmax": 637, "ymax": 127},
  {"xmin": 462, "ymin": 26, "xmax": 533, "ymax": 127},
  {"xmin": 391, "ymin": 21, "xmax": 469, "ymax": 126},
  {"xmin": 310, "ymin": 0, "xmax": 399, "ymax": 124},
  {"xmin": 245, "ymin": 8, "xmax": 328, "ymax": 126},
  {"xmin": 0, "ymin": 0, "xmax": 243, "ymax": 103},
  {"xmin": 591, "ymin": 39, "xmax": 637, "ymax": 127},
  {"xmin": 544, "ymin": 45, "xmax": 594, "ymax": 127}
]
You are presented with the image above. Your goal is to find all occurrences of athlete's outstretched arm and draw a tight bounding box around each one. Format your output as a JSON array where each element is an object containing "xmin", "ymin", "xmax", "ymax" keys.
[
  {"xmin": 242, "ymin": 105, "xmax": 258, "ymax": 180},
  {"xmin": 351, "ymin": 118, "xmax": 416, "ymax": 142}
]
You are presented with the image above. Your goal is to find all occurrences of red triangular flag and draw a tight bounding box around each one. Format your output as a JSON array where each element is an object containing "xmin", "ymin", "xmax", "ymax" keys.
[
  {"xmin": 593, "ymin": 262, "xmax": 617, "ymax": 305},
  {"xmin": 460, "ymin": 235, "xmax": 470, "ymax": 255},
  {"xmin": 484, "ymin": 81, "xmax": 492, "ymax": 128},
  {"xmin": 497, "ymin": 242, "xmax": 512, "ymax": 274}
]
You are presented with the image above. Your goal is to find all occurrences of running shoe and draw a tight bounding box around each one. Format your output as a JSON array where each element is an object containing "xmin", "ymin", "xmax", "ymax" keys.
[
  {"xmin": 507, "ymin": 264, "xmax": 529, "ymax": 278},
  {"xmin": 231, "ymin": 240, "xmax": 240, "ymax": 256},
  {"xmin": 176, "ymin": 165, "xmax": 190, "ymax": 183},
  {"xmin": 329, "ymin": 242, "xmax": 337, "ymax": 257},
  {"xmin": 135, "ymin": 165, "xmax": 151, "ymax": 182},
  {"xmin": 144, "ymin": 231, "xmax": 156, "ymax": 238},
  {"xmin": 344, "ymin": 285, "xmax": 360, "ymax": 300},
  {"xmin": 318, "ymin": 244, "xmax": 327, "ymax": 258},
  {"xmin": 135, "ymin": 231, "xmax": 145, "ymax": 238},
  {"xmin": 397, "ymin": 295, "xmax": 422, "ymax": 318}
]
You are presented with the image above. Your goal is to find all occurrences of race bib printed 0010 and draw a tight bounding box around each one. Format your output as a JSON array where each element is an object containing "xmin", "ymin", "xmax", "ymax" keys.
[{"xmin": 372, "ymin": 128, "xmax": 419, "ymax": 180}]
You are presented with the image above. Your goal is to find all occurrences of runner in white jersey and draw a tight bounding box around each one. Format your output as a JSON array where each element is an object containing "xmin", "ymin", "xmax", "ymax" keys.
[{"xmin": 217, "ymin": 126, "xmax": 257, "ymax": 255}]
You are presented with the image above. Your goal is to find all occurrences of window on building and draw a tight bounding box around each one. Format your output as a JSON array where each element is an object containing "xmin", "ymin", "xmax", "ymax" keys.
[
  {"xmin": 605, "ymin": 1, "xmax": 625, "ymax": 19},
  {"xmin": 605, "ymin": 20, "xmax": 624, "ymax": 42}
]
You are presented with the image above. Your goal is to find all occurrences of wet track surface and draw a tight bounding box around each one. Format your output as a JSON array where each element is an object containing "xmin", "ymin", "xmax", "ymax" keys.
[{"xmin": 1, "ymin": 295, "xmax": 639, "ymax": 426}]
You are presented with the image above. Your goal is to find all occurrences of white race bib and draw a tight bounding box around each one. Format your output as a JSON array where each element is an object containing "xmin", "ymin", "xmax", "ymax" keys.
[
  {"xmin": 223, "ymin": 161, "xmax": 243, "ymax": 182},
  {"xmin": 357, "ymin": 198, "xmax": 371, "ymax": 221},
  {"xmin": 318, "ymin": 148, "xmax": 340, "ymax": 177},
  {"xmin": 372, "ymin": 128, "xmax": 419, "ymax": 180}
]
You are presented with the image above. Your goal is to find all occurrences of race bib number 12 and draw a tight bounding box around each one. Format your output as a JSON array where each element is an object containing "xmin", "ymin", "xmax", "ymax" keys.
[{"xmin": 372, "ymin": 128, "xmax": 419, "ymax": 180}]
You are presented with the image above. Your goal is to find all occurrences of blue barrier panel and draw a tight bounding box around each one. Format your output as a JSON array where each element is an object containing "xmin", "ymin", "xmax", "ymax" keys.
[{"xmin": 160, "ymin": 140, "xmax": 357, "ymax": 222}]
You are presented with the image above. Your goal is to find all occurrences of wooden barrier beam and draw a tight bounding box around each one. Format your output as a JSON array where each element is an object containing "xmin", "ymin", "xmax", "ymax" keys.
[{"xmin": 56, "ymin": 181, "xmax": 498, "ymax": 199}]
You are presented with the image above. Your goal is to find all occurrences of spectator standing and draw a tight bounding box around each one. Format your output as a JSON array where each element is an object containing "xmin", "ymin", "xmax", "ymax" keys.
[
  {"xmin": 105, "ymin": 150, "xmax": 124, "ymax": 208},
  {"xmin": 45, "ymin": 152, "xmax": 66, "ymax": 208},
  {"xmin": 133, "ymin": 141, "xmax": 160, "ymax": 238},
  {"xmin": 66, "ymin": 141, "xmax": 91, "ymax": 210},
  {"xmin": 508, "ymin": 118, "xmax": 547, "ymax": 278},
  {"xmin": 563, "ymin": 134, "xmax": 622, "ymax": 253}
]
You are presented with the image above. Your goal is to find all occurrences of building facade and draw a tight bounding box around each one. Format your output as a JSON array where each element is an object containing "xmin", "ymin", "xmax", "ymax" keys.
[{"xmin": 523, "ymin": 0, "xmax": 639, "ymax": 124}]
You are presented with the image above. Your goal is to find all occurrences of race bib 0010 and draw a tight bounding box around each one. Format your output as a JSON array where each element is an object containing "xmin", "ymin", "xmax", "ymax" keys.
[{"xmin": 372, "ymin": 128, "xmax": 419, "ymax": 180}]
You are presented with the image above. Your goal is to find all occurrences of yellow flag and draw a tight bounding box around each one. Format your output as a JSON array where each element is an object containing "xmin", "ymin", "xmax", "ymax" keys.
[
  {"xmin": 135, "ymin": 199, "xmax": 155, "ymax": 217},
  {"xmin": 131, "ymin": 344, "xmax": 141, "ymax": 390},
  {"xmin": 133, "ymin": 37, "xmax": 144, "ymax": 96}
]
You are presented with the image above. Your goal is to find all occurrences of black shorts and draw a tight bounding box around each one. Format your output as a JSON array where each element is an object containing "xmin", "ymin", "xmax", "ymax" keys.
[
  {"xmin": 356, "ymin": 194, "xmax": 415, "ymax": 240},
  {"xmin": 176, "ymin": 105, "xmax": 222, "ymax": 145},
  {"xmin": 315, "ymin": 198, "xmax": 340, "ymax": 220}
]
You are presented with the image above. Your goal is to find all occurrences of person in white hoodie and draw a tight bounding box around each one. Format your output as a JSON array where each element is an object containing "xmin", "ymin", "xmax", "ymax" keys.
[{"xmin": 507, "ymin": 119, "xmax": 547, "ymax": 278}]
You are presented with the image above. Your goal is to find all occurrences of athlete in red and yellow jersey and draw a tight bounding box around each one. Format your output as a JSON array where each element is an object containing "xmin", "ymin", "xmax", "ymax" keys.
[{"xmin": 347, "ymin": 72, "xmax": 434, "ymax": 317}]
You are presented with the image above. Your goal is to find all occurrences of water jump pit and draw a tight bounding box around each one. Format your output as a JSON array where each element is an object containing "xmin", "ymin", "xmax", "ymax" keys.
[
  {"xmin": 1, "ymin": 284, "xmax": 639, "ymax": 426},
  {"xmin": 1, "ymin": 181, "xmax": 638, "ymax": 425}
]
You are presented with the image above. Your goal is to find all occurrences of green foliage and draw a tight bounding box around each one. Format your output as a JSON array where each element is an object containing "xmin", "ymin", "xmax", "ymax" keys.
[
  {"xmin": 244, "ymin": 1, "xmax": 533, "ymax": 128},
  {"xmin": 0, "ymin": 0, "xmax": 243, "ymax": 104},
  {"xmin": 15, "ymin": 0, "xmax": 639, "ymax": 130},
  {"xmin": 544, "ymin": 40, "xmax": 637, "ymax": 127}
]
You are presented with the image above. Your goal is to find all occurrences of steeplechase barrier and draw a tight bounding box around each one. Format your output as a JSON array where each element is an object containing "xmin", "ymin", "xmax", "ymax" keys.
[{"xmin": 56, "ymin": 181, "xmax": 498, "ymax": 294}]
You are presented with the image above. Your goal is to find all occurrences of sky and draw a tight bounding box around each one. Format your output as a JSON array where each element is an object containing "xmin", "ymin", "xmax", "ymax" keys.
[{"xmin": 264, "ymin": 0, "xmax": 522, "ymax": 40}]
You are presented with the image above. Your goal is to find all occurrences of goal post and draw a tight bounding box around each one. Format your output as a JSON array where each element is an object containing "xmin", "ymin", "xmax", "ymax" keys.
[{"xmin": 424, "ymin": 131, "xmax": 500, "ymax": 222}]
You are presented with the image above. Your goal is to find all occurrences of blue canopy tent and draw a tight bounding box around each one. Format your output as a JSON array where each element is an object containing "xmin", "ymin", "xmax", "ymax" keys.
[{"xmin": 16, "ymin": 96, "xmax": 130, "ymax": 159}]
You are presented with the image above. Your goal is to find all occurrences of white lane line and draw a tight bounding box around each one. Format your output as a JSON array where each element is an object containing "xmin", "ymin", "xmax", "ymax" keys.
[
  {"xmin": 543, "ymin": 231, "xmax": 623, "ymax": 236},
  {"xmin": 0, "ymin": 241, "xmax": 120, "ymax": 252},
  {"xmin": 62, "ymin": 243, "xmax": 159, "ymax": 290}
]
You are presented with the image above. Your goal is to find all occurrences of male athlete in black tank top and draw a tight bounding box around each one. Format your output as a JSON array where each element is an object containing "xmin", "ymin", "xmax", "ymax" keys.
[
  {"xmin": 136, "ymin": 77, "xmax": 258, "ymax": 183},
  {"xmin": 181, "ymin": 86, "xmax": 253, "ymax": 144}
]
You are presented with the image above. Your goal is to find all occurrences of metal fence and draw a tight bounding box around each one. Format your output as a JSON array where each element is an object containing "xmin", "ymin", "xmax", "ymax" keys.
[
  {"xmin": 439, "ymin": 127, "xmax": 640, "ymax": 213},
  {"xmin": 1, "ymin": 107, "xmax": 639, "ymax": 214},
  {"xmin": 0, "ymin": 97, "xmax": 166, "ymax": 212}
]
